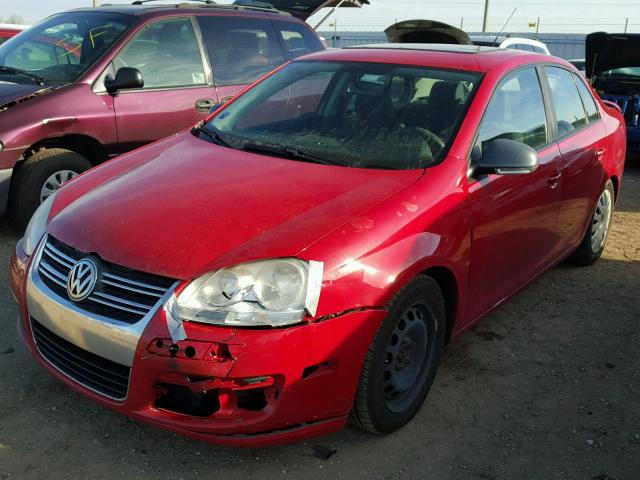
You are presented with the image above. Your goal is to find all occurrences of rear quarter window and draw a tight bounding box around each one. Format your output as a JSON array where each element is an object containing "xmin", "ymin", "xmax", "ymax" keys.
[{"xmin": 274, "ymin": 21, "xmax": 323, "ymax": 59}]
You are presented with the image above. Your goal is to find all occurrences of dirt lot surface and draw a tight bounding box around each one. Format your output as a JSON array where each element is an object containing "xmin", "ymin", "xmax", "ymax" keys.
[{"xmin": 0, "ymin": 166, "xmax": 638, "ymax": 480}]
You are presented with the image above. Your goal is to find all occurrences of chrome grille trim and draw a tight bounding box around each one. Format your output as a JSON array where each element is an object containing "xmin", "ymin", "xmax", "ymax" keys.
[
  {"xmin": 43, "ymin": 242, "xmax": 74, "ymax": 268},
  {"xmin": 35, "ymin": 235, "xmax": 177, "ymax": 325},
  {"xmin": 101, "ymin": 272, "xmax": 167, "ymax": 295},
  {"xmin": 38, "ymin": 260, "xmax": 68, "ymax": 286}
]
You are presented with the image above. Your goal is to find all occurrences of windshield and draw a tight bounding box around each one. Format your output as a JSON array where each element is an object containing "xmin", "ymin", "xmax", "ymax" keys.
[
  {"xmin": 601, "ymin": 66, "xmax": 640, "ymax": 78},
  {"xmin": 0, "ymin": 12, "xmax": 135, "ymax": 85},
  {"xmin": 206, "ymin": 61, "xmax": 480, "ymax": 170}
]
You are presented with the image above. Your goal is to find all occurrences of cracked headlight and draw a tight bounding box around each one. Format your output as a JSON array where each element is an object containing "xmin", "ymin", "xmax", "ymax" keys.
[
  {"xmin": 23, "ymin": 193, "xmax": 55, "ymax": 256},
  {"xmin": 170, "ymin": 259, "xmax": 323, "ymax": 327}
]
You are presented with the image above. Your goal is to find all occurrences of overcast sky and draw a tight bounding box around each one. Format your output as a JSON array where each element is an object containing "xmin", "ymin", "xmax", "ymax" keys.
[{"xmin": 0, "ymin": 0, "xmax": 638, "ymax": 33}]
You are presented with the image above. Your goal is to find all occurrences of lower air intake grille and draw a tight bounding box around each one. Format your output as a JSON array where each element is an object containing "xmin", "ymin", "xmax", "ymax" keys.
[{"xmin": 31, "ymin": 318, "xmax": 130, "ymax": 400}]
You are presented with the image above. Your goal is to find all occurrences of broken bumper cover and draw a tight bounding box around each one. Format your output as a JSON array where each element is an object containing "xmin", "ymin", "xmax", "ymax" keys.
[{"xmin": 11, "ymin": 241, "xmax": 386, "ymax": 447}]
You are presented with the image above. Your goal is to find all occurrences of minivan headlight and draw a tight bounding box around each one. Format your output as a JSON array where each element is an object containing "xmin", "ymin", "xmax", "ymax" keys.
[
  {"xmin": 169, "ymin": 259, "xmax": 323, "ymax": 327},
  {"xmin": 23, "ymin": 194, "xmax": 55, "ymax": 256}
]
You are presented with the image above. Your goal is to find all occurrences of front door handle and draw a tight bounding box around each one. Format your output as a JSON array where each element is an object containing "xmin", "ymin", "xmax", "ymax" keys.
[
  {"xmin": 195, "ymin": 98, "xmax": 215, "ymax": 113},
  {"xmin": 596, "ymin": 147, "xmax": 606, "ymax": 161},
  {"xmin": 547, "ymin": 171, "xmax": 562, "ymax": 189}
]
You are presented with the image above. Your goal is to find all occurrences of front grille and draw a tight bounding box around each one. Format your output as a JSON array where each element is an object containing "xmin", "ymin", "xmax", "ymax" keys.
[
  {"xmin": 31, "ymin": 318, "xmax": 131, "ymax": 400},
  {"xmin": 37, "ymin": 236, "xmax": 176, "ymax": 324}
]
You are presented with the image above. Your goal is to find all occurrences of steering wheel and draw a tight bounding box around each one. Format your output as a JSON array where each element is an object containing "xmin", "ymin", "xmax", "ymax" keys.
[{"xmin": 416, "ymin": 126, "xmax": 445, "ymax": 151}]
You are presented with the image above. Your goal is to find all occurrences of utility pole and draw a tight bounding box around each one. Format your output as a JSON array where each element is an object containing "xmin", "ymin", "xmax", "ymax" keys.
[
  {"xmin": 482, "ymin": 0, "xmax": 490, "ymax": 32},
  {"xmin": 332, "ymin": 19, "xmax": 338, "ymax": 47},
  {"xmin": 624, "ymin": 17, "xmax": 629, "ymax": 33},
  {"xmin": 535, "ymin": 17, "xmax": 540, "ymax": 36},
  {"xmin": 93, "ymin": 0, "xmax": 97, "ymax": 6},
  {"xmin": 460, "ymin": 17, "xmax": 464, "ymax": 29}
]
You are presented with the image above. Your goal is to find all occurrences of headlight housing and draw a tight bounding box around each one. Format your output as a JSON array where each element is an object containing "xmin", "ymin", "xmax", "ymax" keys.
[
  {"xmin": 169, "ymin": 259, "xmax": 323, "ymax": 327},
  {"xmin": 23, "ymin": 194, "xmax": 55, "ymax": 256}
]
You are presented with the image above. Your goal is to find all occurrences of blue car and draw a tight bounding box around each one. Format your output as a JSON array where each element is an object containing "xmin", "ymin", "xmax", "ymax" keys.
[{"xmin": 587, "ymin": 32, "xmax": 640, "ymax": 152}]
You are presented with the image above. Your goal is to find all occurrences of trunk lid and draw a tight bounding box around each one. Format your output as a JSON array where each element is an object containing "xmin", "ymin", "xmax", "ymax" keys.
[{"xmin": 385, "ymin": 19, "xmax": 472, "ymax": 45}]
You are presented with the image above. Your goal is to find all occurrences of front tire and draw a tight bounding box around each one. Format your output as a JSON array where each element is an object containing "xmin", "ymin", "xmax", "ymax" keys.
[
  {"xmin": 10, "ymin": 148, "xmax": 91, "ymax": 227},
  {"xmin": 567, "ymin": 179, "xmax": 615, "ymax": 266},
  {"xmin": 350, "ymin": 275, "xmax": 446, "ymax": 433}
]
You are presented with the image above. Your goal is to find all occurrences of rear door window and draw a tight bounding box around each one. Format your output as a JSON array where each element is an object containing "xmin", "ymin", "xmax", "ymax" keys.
[
  {"xmin": 114, "ymin": 17, "xmax": 206, "ymax": 89},
  {"xmin": 273, "ymin": 21, "xmax": 323, "ymax": 59},
  {"xmin": 573, "ymin": 73, "xmax": 600, "ymax": 122},
  {"xmin": 198, "ymin": 16, "xmax": 285, "ymax": 86},
  {"xmin": 544, "ymin": 66, "xmax": 588, "ymax": 138},
  {"xmin": 478, "ymin": 67, "xmax": 548, "ymax": 150}
]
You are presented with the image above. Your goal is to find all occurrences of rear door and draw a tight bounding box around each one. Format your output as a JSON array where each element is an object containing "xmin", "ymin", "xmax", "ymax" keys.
[
  {"xmin": 542, "ymin": 66, "xmax": 608, "ymax": 253},
  {"xmin": 111, "ymin": 16, "xmax": 215, "ymax": 152},
  {"xmin": 466, "ymin": 66, "xmax": 564, "ymax": 322},
  {"xmin": 198, "ymin": 14, "xmax": 285, "ymax": 103}
]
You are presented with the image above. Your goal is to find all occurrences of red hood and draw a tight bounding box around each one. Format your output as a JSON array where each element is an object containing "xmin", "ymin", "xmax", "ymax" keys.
[{"xmin": 48, "ymin": 132, "xmax": 422, "ymax": 280}]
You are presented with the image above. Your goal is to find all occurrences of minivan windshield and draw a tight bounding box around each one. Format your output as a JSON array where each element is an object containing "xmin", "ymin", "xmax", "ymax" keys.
[
  {"xmin": 205, "ymin": 61, "xmax": 480, "ymax": 170},
  {"xmin": 0, "ymin": 12, "xmax": 135, "ymax": 86}
]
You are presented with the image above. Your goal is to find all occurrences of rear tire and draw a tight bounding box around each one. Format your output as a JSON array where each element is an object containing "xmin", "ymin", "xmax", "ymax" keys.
[
  {"xmin": 349, "ymin": 275, "xmax": 446, "ymax": 433},
  {"xmin": 10, "ymin": 148, "xmax": 91, "ymax": 228},
  {"xmin": 567, "ymin": 179, "xmax": 615, "ymax": 266}
]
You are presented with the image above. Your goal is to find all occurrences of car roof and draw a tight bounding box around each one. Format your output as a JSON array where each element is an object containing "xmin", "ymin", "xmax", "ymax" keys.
[
  {"xmin": 296, "ymin": 43, "xmax": 567, "ymax": 73},
  {"xmin": 66, "ymin": 3, "xmax": 295, "ymax": 20}
]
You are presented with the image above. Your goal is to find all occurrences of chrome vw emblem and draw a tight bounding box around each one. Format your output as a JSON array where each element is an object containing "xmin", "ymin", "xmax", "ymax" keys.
[{"xmin": 67, "ymin": 258, "xmax": 98, "ymax": 302}]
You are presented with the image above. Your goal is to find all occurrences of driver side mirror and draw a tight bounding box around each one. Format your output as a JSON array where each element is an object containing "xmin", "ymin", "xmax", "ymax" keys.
[
  {"xmin": 105, "ymin": 67, "xmax": 144, "ymax": 94},
  {"xmin": 472, "ymin": 138, "xmax": 539, "ymax": 176}
]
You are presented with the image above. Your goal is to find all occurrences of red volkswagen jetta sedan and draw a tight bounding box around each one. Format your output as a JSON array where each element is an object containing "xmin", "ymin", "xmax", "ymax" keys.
[{"xmin": 10, "ymin": 44, "xmax": 625, "ymax": 446}]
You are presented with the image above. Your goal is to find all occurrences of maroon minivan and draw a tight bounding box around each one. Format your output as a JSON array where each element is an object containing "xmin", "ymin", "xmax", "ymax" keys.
[{"xmin": 0, "ymin": 1, "xmax": 331, "ymax": 225}]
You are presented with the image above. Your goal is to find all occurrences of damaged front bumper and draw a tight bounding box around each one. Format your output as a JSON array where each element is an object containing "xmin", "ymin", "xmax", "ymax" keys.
[{"xmin": 11, "ymin": 240, "xmax": 386, "ymax": 447}]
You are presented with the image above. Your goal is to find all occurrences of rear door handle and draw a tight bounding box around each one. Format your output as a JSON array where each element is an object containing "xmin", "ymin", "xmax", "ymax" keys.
[
  {"xmin": 195, "ymin": 98, "xmax": 215, "ymax": 113},
  {"xmin": 548, "ymin": 171, "xmax": 562, "ymax": 189},
  {"xmin": 596, "ymin": 147, "xmax": 606, "ymax": 160}
]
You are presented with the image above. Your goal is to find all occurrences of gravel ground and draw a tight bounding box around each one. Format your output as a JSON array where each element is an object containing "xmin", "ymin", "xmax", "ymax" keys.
[{"xmin": 0, "ymin": 165, "xmax": 638, "ymax": 480}]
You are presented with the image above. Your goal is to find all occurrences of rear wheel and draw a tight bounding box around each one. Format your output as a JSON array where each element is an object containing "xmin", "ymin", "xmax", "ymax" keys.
[
  {"xmin": 10, "ymin": 148, "xmax": 91, "ymax": 227},
  {"xmin": 349, "ymin": 275, "xmax": 445, "ymax": 433},
  {"xmin": 567, "ymin": 179, "xmax": 615, "ymax": 266}
]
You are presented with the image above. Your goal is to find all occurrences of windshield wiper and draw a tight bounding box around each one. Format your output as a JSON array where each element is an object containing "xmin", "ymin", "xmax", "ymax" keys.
[
  {"xmin": 194, "ymin": 124, "xmax": 233, "ymax": 148},
  {"xmin": 242, "ymin": 142, "xmax": 341, "ymax": 166},
  {"xmin": 0, "ymin": 66, "xmax": 46, "ymax": 85}
]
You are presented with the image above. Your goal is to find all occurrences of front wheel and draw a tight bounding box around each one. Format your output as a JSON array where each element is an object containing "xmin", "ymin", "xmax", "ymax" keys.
[
  {"xmin": 10, "ymin": 148, "xmax": 91, "ymax": 228},
  {"xmin": 567, "ymin": 179, "xmax": 615, "ymax": 266},
  {"xmin": 349, "ymin": 275, "xmax": 445, "ymax": 433}
]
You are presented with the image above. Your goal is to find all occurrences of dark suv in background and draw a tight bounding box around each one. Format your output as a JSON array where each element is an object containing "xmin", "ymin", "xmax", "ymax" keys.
[{"xmin": 0, "ymin": 1, "xmax": 325, "ymax": 225}]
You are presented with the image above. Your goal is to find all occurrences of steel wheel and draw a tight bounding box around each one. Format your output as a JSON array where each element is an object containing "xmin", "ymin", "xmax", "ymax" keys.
[
  {"xmin": 590, "ymin": 188, "xmax": 613, "ymax": 253},
  {"xmin": 383, "ymin": 303, "xmax": 431, "ymax": 413},
  {"xmin": 40, "ymin": 169, "xmax": 78, "ymax": 203}
]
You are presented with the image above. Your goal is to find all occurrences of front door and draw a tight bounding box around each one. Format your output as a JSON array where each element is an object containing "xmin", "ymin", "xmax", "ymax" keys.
[
  {"xmin": 112, "ymin": 17, "xmax": 216, "ymax": 153},
  {"xmin": 466, "ymin": 66, "xmax": 563, "ymax": 322}
]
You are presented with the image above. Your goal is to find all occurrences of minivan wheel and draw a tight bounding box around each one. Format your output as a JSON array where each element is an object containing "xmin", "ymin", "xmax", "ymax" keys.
[
  {"xmin": 349, "ymin": 275, "xmax": 445, "ymax": 434},
  {"xmin": 567, "ymin": 179, "xmax": 615, "ymax": 266},
  {"xmin": 10, "ymin": 148, "xmax": 92, "ymax": 227}
]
